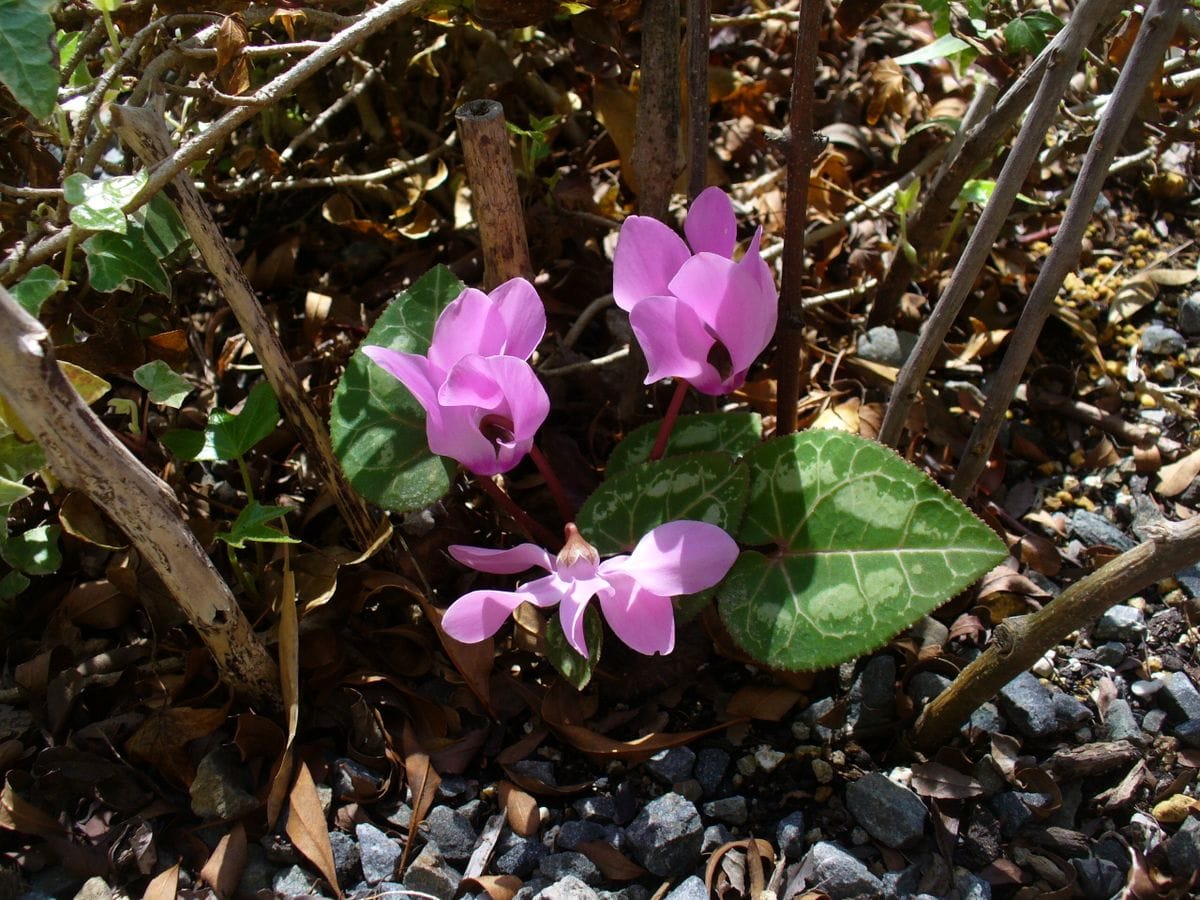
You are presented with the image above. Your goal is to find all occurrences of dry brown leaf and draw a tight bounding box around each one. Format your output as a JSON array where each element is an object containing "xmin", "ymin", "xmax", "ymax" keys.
[
  {"xmin": 280, "ymin": 558, "xmax": 299, "ymax": 748},
  {"xmin": 576, "ymin": 839, "xmax": 648, "ymax": 882},
  {"xmin": 286, "ymin": 762, "xmax": 341, "ymax": 897},
  {"xmin": 0, "ymin": 775, "xmax": 64, "ymax": 837},
  {"xmin": 400, "ymin": 723, "xmax": 441, "ymax": 873},
  {"xmin": 59, "ymin": 493, "xmax": 125, "ymax": 550},
  {"xmin": 864, "ymin": 59, "xmax": 906, "ymax": 124},
  {"xmin": 461, "ymin": 875, "xmax": 522, "ymax": 900},
  {"xmin": 143, "ymin": 863, "xmax": 180, "ymax": 900},
  {"xmin": 498, "ymin": 780, "xmax": 539, "ymax": 837},
  {"xmin": 200, "ymin": 823, "xmax": 246, "ymax": 899},
  {"xmin": 725, "ymin": 685, "xmax": 803, "ymax": 722},
  {"xmin": 126, "ymin": 706, "xmax": 226, "ymax": 786},
  {"xmin": 215, "ymin": 15, "xmax": 250, "ymax": 95},
  {"xmin": 911, "ymin": 761, "xmax": 985, "ymax": 799},
  {"xmin": 59, "ymin": 579, "xmax": 135, "ymax": 629},
  {"xmin": 1157, "ymin": 447, "xmax": 1200, "ymax": 497}
]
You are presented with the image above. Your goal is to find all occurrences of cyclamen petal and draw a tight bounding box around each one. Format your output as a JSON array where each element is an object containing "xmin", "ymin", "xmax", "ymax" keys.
[
  {"xmin": 683, "ymin": 186, "xmax": 737, "ymax": 258},
  {"xmin": 598, "ymin": 574, "xmax": 676, "ymax": 656},
  {"xmin": 600, "ymin": 520, "xmax": 739, "ymax": 598},
  {"xmin": 441, "ymin": 589, "xmax": 538, "ymax": 643},
  {"xmin": 612, "ymin": 217, "xmax": 692, "ymax": 312},
  {"xmin": 360, "ymin": 346, "xmax": 440, "ymax": 412},
  {"xmin": 628, "ymin": 295, "xmax": 716, "ymax": 388},
  {"xmin": 488, "ymin": 277, "xmax": 547, "ymax": 360},
  {"xmin": 449, "ymin": 543, "xmax": 556, "ymax": 575}
]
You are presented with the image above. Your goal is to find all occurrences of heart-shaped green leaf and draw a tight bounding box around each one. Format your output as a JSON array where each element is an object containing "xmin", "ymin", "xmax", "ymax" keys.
[
  {"xmin": 64, "ymin": 172, "xmax": 147, "ymax": 234},
  {"xmin": 329, "ymin": 266, "xmax": 462, "ymax": 513},
  {"xmin": 606, "ymin": 411, "xmax": 762, "ymax": 476},
  {"xmin": 576, "ymin": 452, "xmax": 748, "ymax": 556},
  {"xmin": 0, "ymin": 0, "xmax": 57, "ymax": 119},
  {"xmin": 10, "ymin": 265, "xmax": 66, "ymax": 317},
  {"xmin": 216, "ymin": 501, "xmax": 301, "ymax": 548},
  {"xmin": 134, "ymin": 360, "xmax": 192, "ymax": 408},
  {"xmin": 718, "ymin": 431, "xmax": 1006, "ymax": 671},
  {"xmin": 161, "ymin": 381, "xmax": 279, "ymax": 462}
]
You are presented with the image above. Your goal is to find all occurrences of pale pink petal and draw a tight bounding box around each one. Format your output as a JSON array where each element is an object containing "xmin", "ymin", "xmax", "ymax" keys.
[
  {"xmin": 439, "ymin": 354, "xmax": 506, "ymax": 410},
  {"xmin": 738, "ymin": 227, "xmax": 777, "ymax": 302},
  {"xmin": 361, "ymin": 346, "xmax": 440, "ymax": 412},
  {"xmin": 488, "ymin": 277, "xmax": 547, "ymax": 360},
  {"xmin": 441, "ymin": 588, "xmax": 535, "ymax": 643},
  {"xmin": 600, "ymin": 520, "xmax": 738, "ymax": 597},
  {"xmin": 684, "ymin": 186, "xmax": 737, "ymax": 258},
  {"xmin": 553, "ymin": 573, "xmax": 612, "ymax": 657},
  {"xmin": 628, "ymin": 295, "xmax": 719, "ymax": 388},
  {"xmin": 424, "ymin": 403, "xmax": 497, "ymax": 474},
  {"xmin": 428, "ymin": 289, "xmax": 505, "ymax": 370},
  {"xmin": 612, "ymin": 216, "xmax": 691, "ymax": 312},
  {"xmin": 450, "ymin": 543, "xmax": 556, "ymax": 574},
  {"xmin": 597, "ymin": 574, "xmax": 676, "ymax": 655},
  {"xmin": 498, "ymin": 358, "xmax": 550, "ymax": 441}
]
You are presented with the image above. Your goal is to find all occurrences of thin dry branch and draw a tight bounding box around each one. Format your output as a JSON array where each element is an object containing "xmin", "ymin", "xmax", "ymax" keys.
[
  {"xmin": 0, "ymin": 286, "xmax": 280, "ymax": 708},
  {"xmin": 686, "ymin": 0, "xmax": 712, "ymax": 200},
  {"xmin": 631, "ymin": 0, "xmax": 682, "ymax": 220}
]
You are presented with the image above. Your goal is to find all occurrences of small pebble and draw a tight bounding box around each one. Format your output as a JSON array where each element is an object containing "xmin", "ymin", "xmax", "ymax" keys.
[
  {"xmin": 754, "ymin": 747, "xmax": 786, "ymax": 773},
  {"xmin": 811, "ymin": 759, "xmax": 834, "ymax": 784},
  {"xmin": 1143, "ymin": 709, "xmax": 1168, "ymax": 733}
]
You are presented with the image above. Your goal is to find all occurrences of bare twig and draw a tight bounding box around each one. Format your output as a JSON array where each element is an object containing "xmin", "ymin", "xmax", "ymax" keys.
[
  {"xmin": 0, "ymin": 285, "xmax": 280, "ymax": 708},
  {"xmin": 686, "ymin": 0, "xmax": 711, "ymax": 200},
  {"xmin": 113, "ymin": 102, "xmax": 384, "ymax": 554},
  {"xmin": 558, "ymin": 293, "xmax": 615, "ymax": 351},
  {"xmin": 911, "ymin": 514, "xmax": 1200, "ymax": 751},
  {"xmin": 539, "ymin": 346, "xmax": 630, "ymax": 377},
  {"xmin": 0, "ymin": 184, "xmax": 64, "ymax": 199},
  {"xmin": 631, "ymin": 0, "xmax": 682, "ymax": 220},
  {"xmin": 878, "ymin": 0, "xmax": 1116, "ymax": 448},
  {"xmin": 455, "ymin": 100, "xmax": 532, "ymax": 288},
  {"xmin": 774, "ymin": 0, "xmax": 822, "ymax": 436},
  {"xmin": 1021, "ymin": 382, "xmax": 1181, "ymax": 456},
  {"xmin": 950, "ymin": 0, "xmax": 1183, "ymax": 497},
  {"xmin": 928, "ymin": 80, "xmax": 999, "ymax": 194},
  {"xmin": 280, "ymin": 63, "xmax": 381, "ymax": 163}
]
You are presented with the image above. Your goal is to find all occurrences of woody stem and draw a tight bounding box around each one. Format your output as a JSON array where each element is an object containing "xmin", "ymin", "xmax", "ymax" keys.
[
  {"xmin": 530, "ymin": 443, "xmax": 574, "ymax": 525},
  {"xmin": 649, "ymin": 380, "xmax": 689, "ymax": 462}
]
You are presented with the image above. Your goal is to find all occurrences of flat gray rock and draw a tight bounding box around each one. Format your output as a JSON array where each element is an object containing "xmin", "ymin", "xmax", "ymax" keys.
[
  {"xmin": 1159, "ymin": 672, "xmax": 1200, "ymax": 721},
  {"xmin": 845, "ymin": 772, "xmax": 927, "ymax": 849},
  {"xmin": 356, "ymin": 821, "xmax": 401, "ymax": 885},
  {"xmin": 625, "ymin": 793, "xmax": 704, "ymax": 878},
  {"xmin": 801, "ymin": 841, "xmax": 883, "ymax": 896}
]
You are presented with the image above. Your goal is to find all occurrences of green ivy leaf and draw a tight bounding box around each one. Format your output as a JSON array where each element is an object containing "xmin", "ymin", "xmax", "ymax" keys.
[
  {"xmin": 576, "ymin": 452, "xmax": 748, "ymax": 556},
  {"xmin": 216, "ymin": 501, "xmax": 301, "ymax": 548},
  {"xmin": 10, "ymin": 265, "xmax": 66, "ymax": 317},
  {"xmin": 82, "ymin": 227, "xmax": 170, "ymax": 295},
  {"xmin": 1, "ymin": 523, "xmax": 62, "ymax": 575},
  {"xmin": 0, "ymin": 476, "xmax": 32, "ymax": 506},
  {"xmin": 0, "ymin": 0, "xmax": 58, "ymax": 119},
  {"xmin": 544, "ymin": 606, "xmax": 603, "ymax": 690},
  {"xmin": 916, "ymin": 0, "xmax": 951, "ymax": 36},
  {"xmin": 894, "ymin": 33, "xmax": 972, "ymax": 66},
  {"xmin": 607, "ymin": 412, "xmax": 762, "ymax": 477},
  {"xmin": 64, "ymin": 172, "xmax": 148, "ymax": 234},
  {"xmin": 0, "ymin": 434, "xmax": 45, "ymax": 481},
  {"xmin": 717, "ymin": 431, "xmax": 1006, "ymax": 671},
  {"xmin": 1005, "ymin": 11, "xmax": 1061, "ymax": 56},
  {"xmin": 133, "ymin": 360, "xmax": 192, "ymax": 408},
  {"xmin": 137, "ymin": 193, "xmax": 190, "ymax": 260},
  {"xmin": 0, "ymin": 570, "xmax": 30, "ymax": 601},
  {"xmin": 329, "ymin": 266, "xmax": 462, "ymax": 513},
  {"xmin": 161, "ymin": 381, "xmax": 279, "ymax": 461}
]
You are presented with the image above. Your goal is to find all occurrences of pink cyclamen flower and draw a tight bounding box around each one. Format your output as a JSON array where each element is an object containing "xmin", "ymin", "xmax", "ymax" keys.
[
  {"xmin": 442, "ymin": 521, "xmax": 739, "ymax": 657},
  {"xmin": 362, "ymin": 278, "xmax": 550, "ymax": 476},
  {"xmin": 613, "ymin": 186, "xmax": 778, "ymax": 395}
]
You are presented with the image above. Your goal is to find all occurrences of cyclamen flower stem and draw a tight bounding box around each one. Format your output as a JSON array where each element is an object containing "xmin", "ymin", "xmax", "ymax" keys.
[
  {"xmin": 648, "ymin": 380, "xmax": 689, "ymax": 462},
  {"xmin": 473, "ymin": 474, "xmax": 561, "ymax": 549},
  {"xmin": 529, "ymin": 443, "xmax": 574, "ymax": 525}
]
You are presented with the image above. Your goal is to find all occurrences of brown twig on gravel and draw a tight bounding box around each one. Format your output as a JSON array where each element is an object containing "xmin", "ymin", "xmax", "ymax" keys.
[
  {"xmin": 1021, "ymin": 383, "xmax": 1182, "ymax": 457},
  {"xmin": 112, "ymin": 102, "xmax": 384, "ymax": 555},
  {"xmin": 877, "ymin": 0, "xmax": 1125, "ymax": 449},
  {"xmin": 950, "ymin": 0, "xmax": 1184, "ymax": 498},
  {"xmin": 774, "ymin": 0, "xmax": 822, "ymax": 436},
  {"xmin": 0, "ymin": 286, "xmax": 281, "ymax": 708},
  {"xmin": 911, "ymin": 514, "xmax": 1200, "ymax": 751},
  {"xmin": 455, "ymin": 100, "xmax": 533, "ymax": 288}
]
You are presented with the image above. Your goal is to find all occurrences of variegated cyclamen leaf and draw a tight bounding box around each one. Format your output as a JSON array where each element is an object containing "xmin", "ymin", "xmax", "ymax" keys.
[
  {"xmin": 606, "ymin": 411, "xmax": 762, "ymax": 476},
  {"xmin": 717, "ymin": 430, "xmax": 1006, "ymax": 671}
]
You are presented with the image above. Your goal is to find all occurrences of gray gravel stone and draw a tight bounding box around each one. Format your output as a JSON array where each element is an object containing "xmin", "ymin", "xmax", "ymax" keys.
[
  {"xmin": 664, "ymin": 875, "xmax": 708, "ymax": 900},
  {"xmin": 1174, "ymin": 718, "xmax": 1200, "ymax": 749},
  {"xmin": 625, "ymin": 792, "xmax": 704, "ymax": 878},
  {"xmin": 536, "ymin": 875, "xmax": 601, "ymax": 900},
  {"xmin": 858, "ymin": 326, "xmax": 918, "ymax": 367},
  {"xmin": 558, "ymin": 819, "xmax": 606, "ymax": 850},
  {"xmin": 436, "ymin": 775, "xmax": 476, "ymax": 804},
  {"xmin": 776, "ymin": 811, "xmax": 805, "ymax": 859},
  {"xmin": 190, "ymin": 747, "xmax": 262, "ymax": 820},
  {"xmin": 1093, "ymin": 641, "xmax": 1127, "ymax": 666},
  {"xmin": 378, "ymin": 799, "xmax": 412, "ymax": 829},
  {"xmin": 989, "ymin": 792, "xmax": 1033, "ymax": 838},
  {"xmin": 514, "ymin": 877, "xmax": 552, "ymax": 900},
  {"xmin": 574, "ymin": 795, "xmax": 616, "ymax": 822},
  {"xmin": 967, "ymin": 702, "xmax": 1006, "ymax": 736},
  {"xmin": 1073, "ymin": 856, "xmax": 1124, "ymax": 900},
  {"xmin": 1094, "ymin": 605, "xmax": 1146, "ymax": 642},
  {"xmin": 998, "ymin": 672, "xmax": 1089, "ymax": 738},
  {"xmin": 802, "ymin": 841, "xmax": 883, "ymax": 896},
  {"xmin": 1159, "ymin": 671, "xmax": 1200, "ymax": 721},
  {"xmin": 1104, "ymin": 699, "xmax": 1144, "ymax": 743},
  {"xmin": 540, "ymin": 851, "xmax": 602, "ymax": 886},
  {"xmin": 273, "ymin": 865, "xmax": 325, "ymax": 897},
  {"xmin": 1143, "ymin": 708, "xmax": 1169, "ymax": 733},
  {"xmin": 907, "ymin": 672, "xmax": 951, "ymax": 708},
  {"xmin": 356, "ymin": 821, "xmax": 401, "ymax": 885},
  {"xmin": 701, "ymin": 824, "xmax": 735, "ymax": 853},
  {"xmin": 1180, "ymin": 293, "xmax": 1200, "ymax": 336},
  {"xmin": 510, "ymin": 759, "xmax": 557, "ymax": 786},
  {"xmin": 495, "ymin": 835, "xmax": 550, "ymax": 878},
  {"xmin": 1131, "ymin": 679, "xmax": 1162, "ymax": 701},
  {"xmin": 1140, "ymin": 324, "xmax": 1186, "ymax": 355},
  {"xmin": 403, "ymin": 842, "xmax": 461, "ymax": 900},
  {"xmin": 421, "ymin": 805, "xmax": 478, "ymax": 866},
  {"xmin": 72, "ymin": 877, "xmax": 124, "ymax": 900},
  {"xmin": 644, "ymin": 747, "xmax": 696, "ymax": 785},
  {"xmin": 694, "ymin": 748, "xmax": 730, "ymax": 797},
  {"xmin": 1165, "ymin": 816, "xmax": 1200, "ymax": 878},
  {"xmin": 1071, "ymin": 510, "xmax": 1136, "ymax": 552},
  {"xmin": 845, "ymin": 773, "xmax": 927, "ymax": 849},
  {"xmin": 954, "ymin": 867, "xmax": 992, "ymax": 900},
  {"xmin": 329, "ymin": 829, "xmax": 361, "ymax": 884},
  {"xmin": 237, "ymin": 845, "xmax": 274, "ymax": 897},
  {"xmin": 702, "ymin": 796, "xmax": 748, "ymax": 826},
  {"xmin": 333, "ymin": 758, "xmax": 387, "ymax": 802},
  {"xmin": 847, "ymin": 654, "xmax": 897, "ymax": 733}
]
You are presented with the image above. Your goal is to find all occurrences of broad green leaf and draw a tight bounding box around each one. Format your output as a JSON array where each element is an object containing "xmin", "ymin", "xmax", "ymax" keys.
[
  {"xmin": 894, "ymin": 34, "xmax": 971, "ymax": 66},
  {"xmin": 59, "ymin": 361, "xmax": 111, "ymax": 406},
  {"xmin": 717, "ymin": 431, "xmax": 1006, "ymax": 671},
  {"xmin": 0, "ymin": 434, "xmax": 45, "ymax": 481},
  {"xmin": 957, "ymin": 178, "xmax": 996, "ymax": 207},
  {"xmin": 329, "ymin": 266, "xmax": 462, "ymax": 513},
  {"xmin": 544, "ymin": 606, "xmax": 603, "ymax": 691},
  {"xmin": 576, "ymin": 452, "xmax": 748, "ymax": 556},
  {"xmin": 161, "ymin": 381, "xmax": 279, "ymax": 461},
  {"xmin": 1, "ymin": 523, "xmax": 62, "ymax": 575},
  {"xmin": 137, "ymin": 193, "xmax": 190, "ymax": 260},
  {"xmin": 1005, "ymin": 11, "xmax": 1061, "ymax": 56},
  {"xmin": 10, "ymin": 265, "xmax": 65, "ymax": 317},
  {"xmin": 133, "ymin": 360, "xmax": 192, "ymax": 408},
  {"xmin": 216, "ymin": 501, "xmax": 301, "ymax": 548},
  {"xmin": 0, "ymin": 476, "xmax": 32, "ymax": 505},
  {"xmin": 0, "ymin": 0, "xmax": 58, "ymax": 119},
  {"xmin": 82, "ymin": 226, "xmax": 172, "ymax": 295},
  {"xmin": 607, "ymin": 412, "xmax": 762, "ymax": 477},
  {"xmin": 916, "ymin": 0, "xmax": 950, "ymax": 36},
  {"xmin": 64, "ymin": 172, "xmax": 147, "ymax": 234},
  {"xmin": 0, "ymin": 570, "xmax": 30, "ymax": 600},
  {"xmin": 57, "ymin": 31, "xmax": 94, "ymax": 89}
]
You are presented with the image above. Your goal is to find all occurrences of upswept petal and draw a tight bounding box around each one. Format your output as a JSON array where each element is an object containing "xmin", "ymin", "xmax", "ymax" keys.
[
  {"xmin": 597, "ymin": 573, "xmax": 676, "ymax": 655},
  {"xmin": 739, "ymin": 227, "xmax": 777, "ymax": 303},
  {"xmin": 628, "ymin": 295, "xmax": 718, "ymax": 387},
  {"xmin": 449, "ymin": 543, "xmax": 556, "ymax": 575},
  {"xmin": 684, "ymin": 186, "xmax": 737, "ymax": 258},
  {"xmin": 489, "ymin": 356, "xmax": 550, "ymax": 439},
  {"xmin": 668, "ymin": 252, "xmax": 777, "ymax": 382},
  {"xmin": 600, "ymin": 519, "xmax": 739, "ymax": 597},
  {"xmin": 441, "ymin": 588, "xmax": 537, "ymax": 643},
  {"xmin": 424, "ymin": 403, "xmax": 500, "ymax": 475},
  {"xmin": 361, "ymin": 346, "xmax": 441, "ymax": 412},
  {"xmin": 612, "ymin": 216, "xmax": 691, "ymax": 311},
  {"xmin": 438, "ymin": 354, "xmax": 506, "ymax": 410},
  {"xmin": 488, "ymin": 277, "xmax": 547, "ymax": 359},
  {"xmin": 428, "ymin": 289, "xmax": 506, "ymax": 370}
]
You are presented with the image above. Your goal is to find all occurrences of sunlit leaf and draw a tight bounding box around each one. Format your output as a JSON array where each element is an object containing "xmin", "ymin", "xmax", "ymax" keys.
[
  {"xmin": 64, "ymin": 172, "xmax": 147, "ymax": 234},
  {"xmin": 1005, "ymin": 11, "xmax": 1062, "ymax": 55},
  {"xmin": 544, "ymin": 606, "xmax": 603, "ymax": 690},
  {"xmin": 10, "ymin": 265, "xmax": 65, "ymax": 317},
  {"xmin": 606, "ymin": 412, "xmax": 762, "ymax": 476},
  {"xmin": 161, "ymin": 381, "xmax": 279, "ymax": 462},
  {"xmin": 894, "ymin": 33, "xmax": 971, "ymax": 66},
  {"xmin": 133, "ymin": 360, "xmax": 192, "ymax": 408},
  {"xmin": 0, "ymin": 524, "xmax": 62, "ymax": 576},
  {"xmin": 0, "ymin": 0, "xmax": 58, "ymax": 119},
  {"xmin": 216, "ymin": 501, "xmax": 300, "ymax": 548}
]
